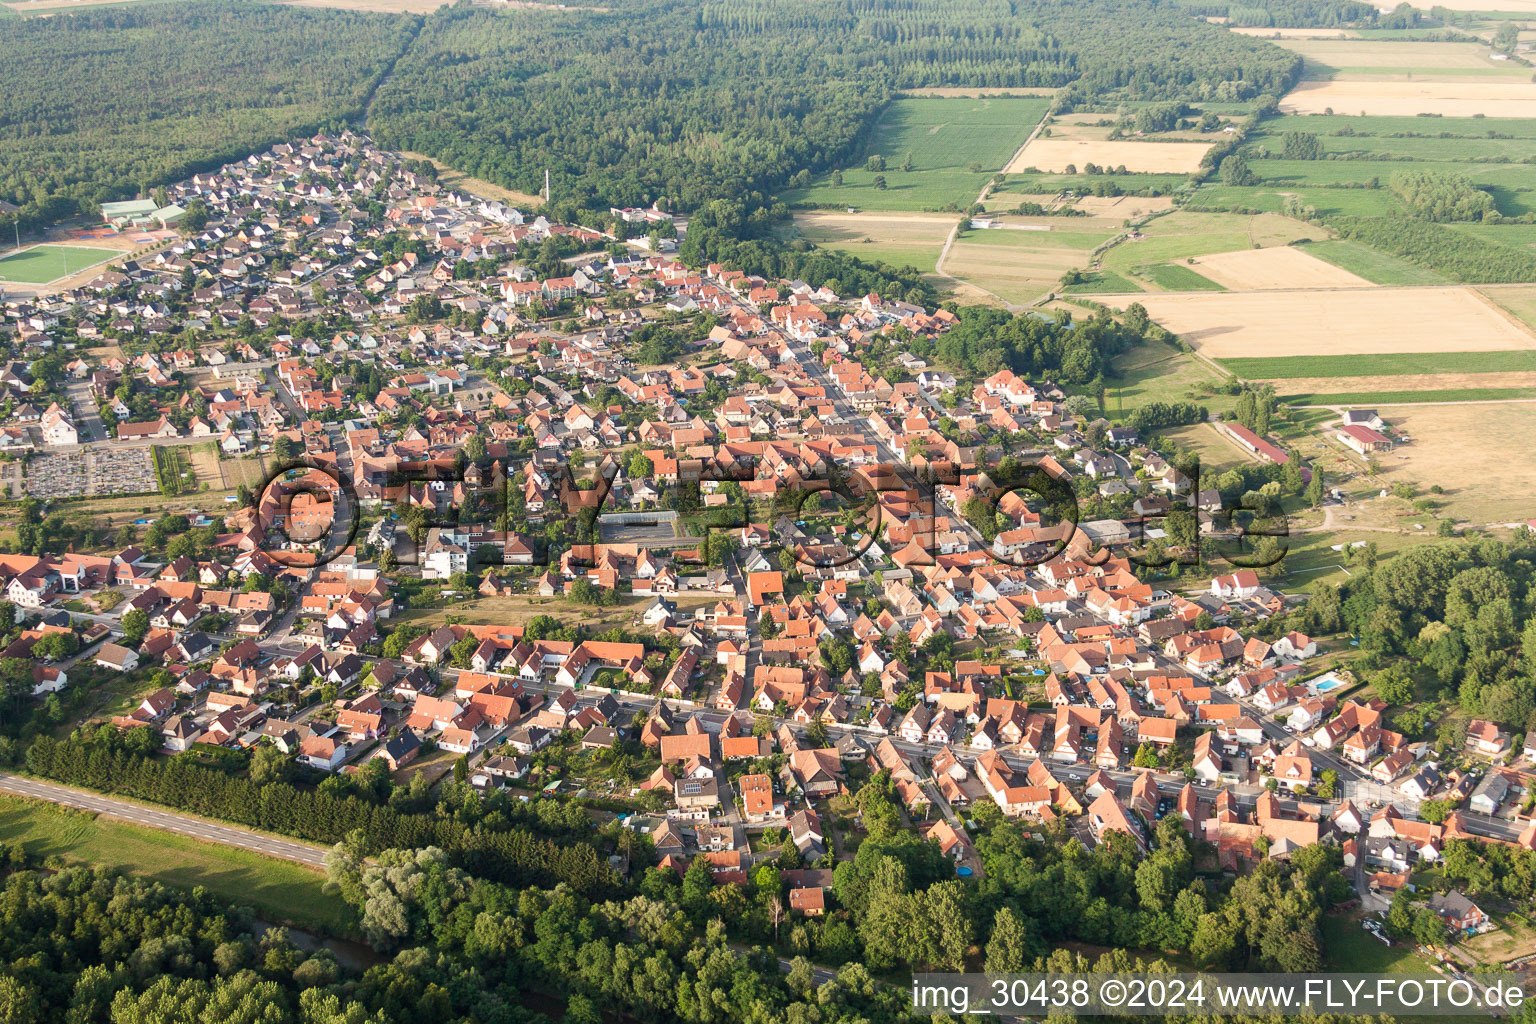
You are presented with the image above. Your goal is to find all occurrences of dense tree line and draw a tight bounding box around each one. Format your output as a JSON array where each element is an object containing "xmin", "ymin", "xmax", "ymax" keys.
[
  {"xmin": 0, "ymin": 2, "xmax": 417, "ymax": 225},
  {"xmin": 0, "ymin": 855, "xmax": 913, "ymax": 1024},
  {"xmin": 25, "ymin": 726, "xmax": 619, "ymax": 899},
  {"xmin": 1294, "ymin": 533, "xmax": 1536, "ymax": 734},
  {"xmin": 1330, "ymin": 215, "xmax": 1536, "ymax": 283},
  {"xmin": 1127, "ymin": 400, "xmax": 1209, "ymax": 433},
  {"xmin": 920, "ymin": 304, "xmax": 1150, "ymax": 384},
  {"xmin": 1391, "ymin": 170, "xmax": 1497, "ymax": 222},
  {"xmin": 1177, "ymin": 0, "xmax": 1378, "ymax": 28}
]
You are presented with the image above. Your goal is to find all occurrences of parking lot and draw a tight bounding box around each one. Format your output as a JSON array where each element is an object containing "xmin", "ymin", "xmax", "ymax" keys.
[{"xmin": 26, "ymin": 446, "xmax": 158, "ymax": 499}]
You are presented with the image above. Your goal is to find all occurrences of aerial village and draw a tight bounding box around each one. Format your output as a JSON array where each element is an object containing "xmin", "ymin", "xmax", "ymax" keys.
[{"xmin": 0, "ymin": 131, "xmax": 1517, "ymax": 944}]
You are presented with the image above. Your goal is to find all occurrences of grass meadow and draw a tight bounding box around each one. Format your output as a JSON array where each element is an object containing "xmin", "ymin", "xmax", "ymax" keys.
[{"xmin": 0, "ymin": 795, "xmax": 355, "ymax": 934}]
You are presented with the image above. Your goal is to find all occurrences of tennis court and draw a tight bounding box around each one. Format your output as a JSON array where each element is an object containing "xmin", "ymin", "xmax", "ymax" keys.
[{"xmin": 0, "ymin": 244, "xmax": 121, "ymax": 284}]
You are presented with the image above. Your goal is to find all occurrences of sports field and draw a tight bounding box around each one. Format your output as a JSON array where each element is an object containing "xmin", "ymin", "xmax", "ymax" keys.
[
  {"xmin": 1102, "ymin": 286, "xmax": 1536, "ymax": 358},
  {"xmin": 1188, "ymin": 246, "xmax": 1373, "ymax": 290},
  {"xmin": 0, "ymin": 244, "xmax": 120, "ymax": 283}
]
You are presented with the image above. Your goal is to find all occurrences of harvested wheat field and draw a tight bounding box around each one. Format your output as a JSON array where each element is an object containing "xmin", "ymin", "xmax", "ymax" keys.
[
  {"xmin": 1279, "ymin": 80, "xmax": 1536, "ymax": 117},
  {"xmin": 1275, "ymin": 371, "xmax": 1536, "ymax": 394},
  {"xmin": 1371, "ymin": 403, "xmax": 1536, "ymax": 523},
  {"xmin": 1229, "ymin": 27, "xmax": 1359, "ymax": 38},
  {"xmin": 1006, "ymin": 138, "xmax": 1214, "ymax": 175},
  {"xmin": 1274, "ymin": 39, "xmax": 1522, "ymax": 72},
  {"xmin": 1102, "ymin": 287, "xmax": 1536, "ymax": 358},
  {"xmin": 1188, "ymin": 246, "xmax": 1372, "ymax": 291}
]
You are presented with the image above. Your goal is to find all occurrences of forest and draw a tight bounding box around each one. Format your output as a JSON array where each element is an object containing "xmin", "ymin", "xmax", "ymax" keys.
[
  {"xmin": 359, "ymin": 0, "xmax": 1302, "ymax": 215},
  {"xmin": 1329, "ymin": 215, "xmax": 1536, "ymax": 283},
  {"xmin": 0, "ymin": 2, "xmax": 416, "ymax": 228},
  {"xmin": 1292, "ymin": 533, "xmax": 1536, "ymax": 739},
  {"xmin": 1390, "ymin": 170, "xmax": 1498, "ymax": 223}
]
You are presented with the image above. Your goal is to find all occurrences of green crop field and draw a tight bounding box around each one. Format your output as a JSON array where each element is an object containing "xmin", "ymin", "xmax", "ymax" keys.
[
  {"xmin": 1283, "ymin": 386, "xmax": 1536, "ymax": 405},
  {"xmin": 1262, "ymin": 112, "xmax": 1536, "ymax": 139},
  {"xmin": 1250, "ymin": 158, "xmax": 1536, "ymax": 217},
  {"xmin": 1134, "ymin": 261, "xmax": 1225, "ymax": 290},
  {"xmin": 0, "ymin": 244, "xmax": 120, "ymax": 283},
  {"xmin": 784, "ymin": 95, "xmax": 1050, "ymax": 212},
  {"xmin": 0, "ymin": 795, "xmax": 355, "ymax": 935},
  {"xmin": 1219, "ymin": 350, "xmax": 1536, "ymax": 380},
  {"xmin": 1185, "ymin": 182, "xmax": 1404, "ymax": 217},
  {"xmin": 1297, "ymin": 239, "xmax": 1454, "ymax": 285}
]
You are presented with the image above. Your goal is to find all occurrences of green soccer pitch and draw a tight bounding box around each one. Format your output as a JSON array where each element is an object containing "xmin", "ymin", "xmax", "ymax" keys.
[{"xmin": 0, "ymin": 244, "xmax": 121, "ymax": 284}]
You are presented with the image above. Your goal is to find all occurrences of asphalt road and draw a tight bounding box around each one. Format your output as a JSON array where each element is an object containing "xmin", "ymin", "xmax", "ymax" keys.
[{"xmin": 0, "ymin": 772, "xmax": 330, "ymax": 867}]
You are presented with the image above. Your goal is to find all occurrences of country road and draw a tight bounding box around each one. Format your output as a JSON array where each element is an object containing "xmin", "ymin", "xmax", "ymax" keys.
[{"xmin": 0, "ymin": 773, "xmax": 330, "ymax": 868}]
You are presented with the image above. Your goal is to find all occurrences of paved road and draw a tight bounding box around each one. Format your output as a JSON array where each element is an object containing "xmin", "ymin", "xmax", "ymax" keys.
[{"xmin": 0, "ymin": 773, "xmax": 330, "ymax": 868}]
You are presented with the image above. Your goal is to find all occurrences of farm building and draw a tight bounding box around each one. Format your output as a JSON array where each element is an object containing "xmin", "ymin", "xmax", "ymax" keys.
[
  {"xmin": 1337, "ymin": 424, "xmax": 1392, "ymax": 456},
  {"xmin": 1218, "ymin": 422, "xmax": 1290, "ymax": 465}
]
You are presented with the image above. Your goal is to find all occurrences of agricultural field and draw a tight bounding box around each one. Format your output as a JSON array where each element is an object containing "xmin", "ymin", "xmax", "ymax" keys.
[
  {"xmin": 0, "ymin": 244, "xmax": 120, "ymax": 284},
  {"xmin": 1483, "ymin": 285, "xmax": 1536, "ymax": 331},
  {"xmin": 1102, "ymin": 286, "xmax": 1536, "ymax": 358},
  {"xmin": 1296, "ymin": 239, "xmax": 1455, "ymax": 286},
  {"xmin": 1218, "ymin": 350, "xmax": 1536, "ymax": 382},
  {"xmin": 1273, "ymin": 38, "xmax": 1528, "ymax": 77},
  {"xmin": 981, "ymin": 190, "xmax": 1176, "ymax": 219},
  {"xmin": 1184, "ymin": 180, "xmax": 1404, "ymax": 218},
  {"xmin": 1007, "ymin": 138, "xmax": 1214, "ymax": 175},
  {"xmin": 1278, "ymin": 80, "xmax": 1536, "ymax": 118},
  {"xmin": 1362, "ymin": 402, "xmax": 1536, "ymax": 524},
  {"xmin": 790, "ymin": 211, "xmax": 952, "ymax": 273},
  {"xmin": 1187, "ymin": 245, "xmax": 1372, "ymax": 290},
  {"xmin": 942, "ymin": 218, "xmax": 1124, "ymax": 304},
  {"xmin": 1132, "ymin": 261, "xmax": 1224, "ymax": 291},
  {"xmin": 1098, "ymin": 210, "xmax": 1316, "ymax": 280},
  {"xmin": 782, "ymin": 96, "xmax": 1050, "ymax": 212}
]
